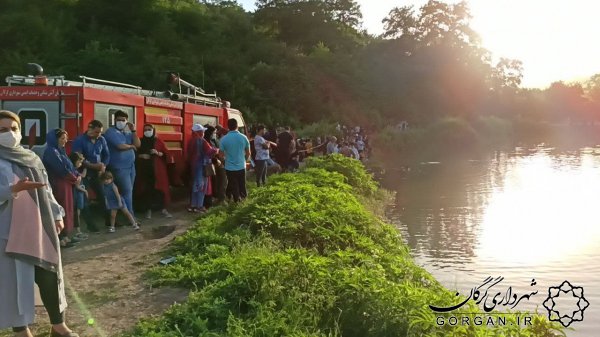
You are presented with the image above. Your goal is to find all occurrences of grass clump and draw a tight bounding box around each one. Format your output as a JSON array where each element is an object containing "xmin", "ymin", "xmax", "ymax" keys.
[
  {"xmin": 126, "ymin": 159, "xmax": 565, "ymax": 337},
  {"xmin": 305, "ymin": 154, "xmax": 378, "ymax": 196}
]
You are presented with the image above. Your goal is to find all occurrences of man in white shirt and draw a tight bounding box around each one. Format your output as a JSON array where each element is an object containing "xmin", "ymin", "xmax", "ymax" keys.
[
  {"xmin": 350, "ymin": 143, "xmax": 360, "ymax": 160},
  {"xmin": 254, "ymin": 124, "xmax": 273, "ymax": 186},
  {"xmin": 326, "ymin": 136, "xmax": 338, "ymax": 155},
  {"xmin": 356, "ymin": 138, "xmax": 365, "ymax": 153}
]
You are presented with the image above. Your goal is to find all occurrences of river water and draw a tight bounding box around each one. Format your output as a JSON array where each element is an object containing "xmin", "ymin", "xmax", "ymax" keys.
[{"xmin": 385, "ymin": 146, "xmax": 600, "ymax": 336}]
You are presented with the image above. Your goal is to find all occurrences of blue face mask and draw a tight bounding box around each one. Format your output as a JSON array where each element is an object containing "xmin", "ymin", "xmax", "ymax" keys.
[{"xmin": 116, "ymin": 121, "xmax": 127, "ymax": 130}]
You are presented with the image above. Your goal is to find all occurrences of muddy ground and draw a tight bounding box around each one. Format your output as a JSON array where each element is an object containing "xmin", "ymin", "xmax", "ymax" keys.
[{"xmin": 1, "ymin": 201, "xmax": 198, "ymax": 337}]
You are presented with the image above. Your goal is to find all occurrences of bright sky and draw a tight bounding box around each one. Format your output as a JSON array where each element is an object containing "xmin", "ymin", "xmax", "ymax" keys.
[{"xmin": 238, "ymin": 0, "xmax": 600, "ymax": 89}]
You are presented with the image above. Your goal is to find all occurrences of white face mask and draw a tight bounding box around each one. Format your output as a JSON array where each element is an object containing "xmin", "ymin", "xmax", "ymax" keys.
[
  {"xmin": 0, "ymin": 131, "xmax": 22, "ymax": 148},
  {"xmin": 116, "ymin": 121, "xmax": 127, "ymax": 130},
  {"xmin": 144, "ymin": 130, "xmax": 154, "ymax": 138}
]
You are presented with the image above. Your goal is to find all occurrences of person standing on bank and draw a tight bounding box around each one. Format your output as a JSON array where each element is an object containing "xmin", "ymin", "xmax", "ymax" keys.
[
  {"xmin": 188, "ymin": 124, "xmax": 218, "ymax": 212},
  {"xmin": 276, "ymin": 126, "xmax": 294, "ymax": 172},
  {"xmin": 104, "ymin": 110, "xmax": 140, "ymax": 217},
  {"xmin": 69, "ymin": 152, "xmax": 96, "ymax": 235},
  {"xmin": 0, "ymin": 110, "xmax": 79, "ymax": 337},
  {"xmin": 254, "ymin": 124, "xmax": 275, "ymax": 187},
  {"xmin": 42, "ymin": 129, "xmax": 79, "ymax": 247},
  {"xmin": 219, "ymin": 118, "xmax": 250, "ymax": 202},
  {"xmin": 202, "ymin": 125, "xmax": 225, "ymax": 208},
  {"xmin": 71, "ymin": 120, "xmax": 109, "ymax": 230},
  {"xmin": 134, "ymin": 124, "xmax": 172, "ymax": 219}
]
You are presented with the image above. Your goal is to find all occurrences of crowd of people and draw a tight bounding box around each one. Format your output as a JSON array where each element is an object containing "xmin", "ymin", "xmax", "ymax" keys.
[
  {"xmin": 0, "ymin": 107, "xmax": 370, "ymax": 336},
  {"xmin": 245, "ymin": 123, "xmax": 372, "ymax": 187},
  {"xmin": 325, "ymin": 124, "xmax": 371, "ymax": 160}
]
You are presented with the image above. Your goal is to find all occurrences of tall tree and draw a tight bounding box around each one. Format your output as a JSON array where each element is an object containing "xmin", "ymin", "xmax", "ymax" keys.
[
  {"xmin": 255, "ymin": 0, "xmax": 363, "ymax": 52},
  {"xmin": 383, "ymin": 0, "xmax": 479, "ymax": 48}
]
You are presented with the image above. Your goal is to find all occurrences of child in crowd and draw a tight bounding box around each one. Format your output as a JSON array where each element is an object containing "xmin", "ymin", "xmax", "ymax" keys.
[
  {"xmin": 69, "ymin": 152, "xmax": 96, "ymax": 235},
  {"xmin": 100, "ymin": 171, "xmax": 140, "ymax": 233}
]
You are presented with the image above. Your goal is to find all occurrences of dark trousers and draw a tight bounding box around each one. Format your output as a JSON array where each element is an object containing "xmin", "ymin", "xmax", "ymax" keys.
[
  {"xmin": 255, "ymin": 159, "xmax": 267, "ymax": 186},
  {"xmin": 214, "ymin": 166, "xmax": 227, "ymax": 201},
  {"xmin": 203, "ymin": 195, "xmax": 213, "ymax": 208},
  {"xmin": 74, "ymin": 202, "xmax": 98, "ymax": 232},
  {"xmin": 138, "ymin": 188, "xmax": 164, "ymax": 212},
  {"xmin": 137, "ymin": 159, "xmax": 163, "ymax": 212},
  {"xmin": 13, "ymin": 266, "xmax": 64, "ymax": 331},
  {"xmin": 276, "ymin": 151, "xmax": 291, "ymax": 173},
  {"xmin": 85, "ymin": 174, "xmax": 110, "ymax": 227},
  {"xmin": 225, "ymin": 169, "xmax": 247, "ymax": 202}
]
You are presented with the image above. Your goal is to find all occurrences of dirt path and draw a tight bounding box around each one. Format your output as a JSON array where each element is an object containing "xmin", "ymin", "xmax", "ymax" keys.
[{"xmin": 1, "ymin": 203, "xmax": 198, "ymax": 337}]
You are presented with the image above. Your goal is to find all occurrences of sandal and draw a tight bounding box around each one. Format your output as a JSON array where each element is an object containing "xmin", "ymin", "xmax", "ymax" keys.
[
  {"xmin": 50, "ymin": 327, "xmax": 80, "ymax": 337},
  {"xmin": 187, "ymin": 207, "xmax": 196, "ymax": 213},
  {"xmin": 107, "ymin": 227, "xmax": 116, "ymax": 233},
  {"xmin": 60, "ymin": 241, "xmax": 76, "ymax": 249},
  {"xmin": 161, "ymin": 209, "xmax": 173, "ymax": 218},
  {"xmin": 74, "ymin": 232, "xmax": 89, "ymax": 240}
]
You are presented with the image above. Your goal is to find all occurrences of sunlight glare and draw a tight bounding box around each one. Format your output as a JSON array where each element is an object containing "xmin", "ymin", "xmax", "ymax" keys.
[
  {"xmin": 353, "ymin": 0, "xmax": 600, "ymax": 88},
  {"xmin": 476, "ymin": 153, "xmax": 600, "ymax": 265},
  {"xmin": 469, "ymin": 0, "xmax": 600, "ymax": 88}
]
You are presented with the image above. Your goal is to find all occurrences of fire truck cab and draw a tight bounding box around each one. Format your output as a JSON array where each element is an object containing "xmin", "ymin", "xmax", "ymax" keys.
[{"xmin": 0, "ymin": 65, "xmax": 246, "ymax": 185}]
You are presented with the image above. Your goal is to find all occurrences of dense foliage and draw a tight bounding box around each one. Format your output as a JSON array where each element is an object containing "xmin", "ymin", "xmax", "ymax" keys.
[
  {"xmin": 124, "ymin": 156, "xmax": 564, "ymax": 337},
  {"xmin": 2, "ymin": 0, "xmax": 599, "ymax": 131}
]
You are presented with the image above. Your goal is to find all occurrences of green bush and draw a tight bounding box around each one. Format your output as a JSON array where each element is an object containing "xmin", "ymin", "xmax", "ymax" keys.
[
  {"xmin": 128, "ymin": 161, "xmax": 564, "ymax": 337},
  {"xmin": 268, "ymin": 168, "xmax": 352, "ymax": 193},
  {"xmin": 305, "ymin": 154, "xmax": 378, "ymax": 196}
]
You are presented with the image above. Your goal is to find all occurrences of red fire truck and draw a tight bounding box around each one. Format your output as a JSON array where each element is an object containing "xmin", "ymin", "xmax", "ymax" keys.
[{"xmin": 0, "ymin": 64, "xmax": 246, "ymax": 185}]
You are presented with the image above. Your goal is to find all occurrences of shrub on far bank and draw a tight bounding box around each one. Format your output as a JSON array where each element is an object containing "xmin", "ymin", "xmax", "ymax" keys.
[
  {"xmin": 474, "ymin": 115, "xmax": 514, "ymax": 146},
  {"xmin": 372, "ymin": 125, "xmax": 426, "ymax": 155},
  {"xmin": 295, "ymin": 121, "xmax": 341, "ymax": 140},
  {"xmin": 427, "ymin": 117, "xmax": 479, "ymax": 150},
  {"xmin": 371, "ymin": 116, "xmax": 557, "ymax": 163}
]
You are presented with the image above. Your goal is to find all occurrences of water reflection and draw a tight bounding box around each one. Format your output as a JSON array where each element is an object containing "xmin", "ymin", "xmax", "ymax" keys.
[
  {"xmin": 386, "ymin": 147, "xmax": 600, "ymax": 336},
  {"xmin": 478, "ymin": 152, "xmax": 600, "ymax": 265},
  {"xmin": 389, "ymin": 159, "xmax": 495, "ymax": 263}
]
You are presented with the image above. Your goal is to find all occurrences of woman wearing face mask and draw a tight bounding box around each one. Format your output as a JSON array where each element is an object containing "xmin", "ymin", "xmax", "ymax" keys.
[
  {"xmin": 42, "ymin": 129, "xmax": 79, "ymax": 248},
  {"xmin": 134, "ymin": 124, "xmax": 172, "ymax": 219},
  {"xmin": 0, "ymin": 111, "xmax": 79, "ymax": 337}
]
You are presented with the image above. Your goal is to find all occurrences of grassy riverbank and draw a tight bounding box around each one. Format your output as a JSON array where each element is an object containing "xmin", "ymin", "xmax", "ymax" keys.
[
  {"xmin": 371, "ymin": 116, "xmax": 553, "ymax": 163},
  {"xmin": 124, "ymin": 155, "xmax": 564, "ymax": 337},
  {"xmin": 372, "ymin": 116, "xmax": 600, "ymax": 167}
]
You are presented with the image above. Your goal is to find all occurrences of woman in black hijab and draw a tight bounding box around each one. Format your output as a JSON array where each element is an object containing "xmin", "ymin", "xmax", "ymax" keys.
[
  {"xmin": 134, "ymin": 124, "xmax": 172, "ymax": 219},
  {"xmin": 203, "ymin": 124, "xmax": 226, "ymax": 207}
]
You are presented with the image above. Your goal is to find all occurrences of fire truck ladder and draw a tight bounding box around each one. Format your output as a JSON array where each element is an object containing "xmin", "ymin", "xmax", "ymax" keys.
[
  {"xmin": 58, "ymin": 91, "xmax": 82, "ymax": 135},
  {"xmin": 167, "ymin": 73, "xmax": 221, "ymax": 107},
  {"xmin": 79, "ymin": 76, "xmax": 170, "ymax": 98}
]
